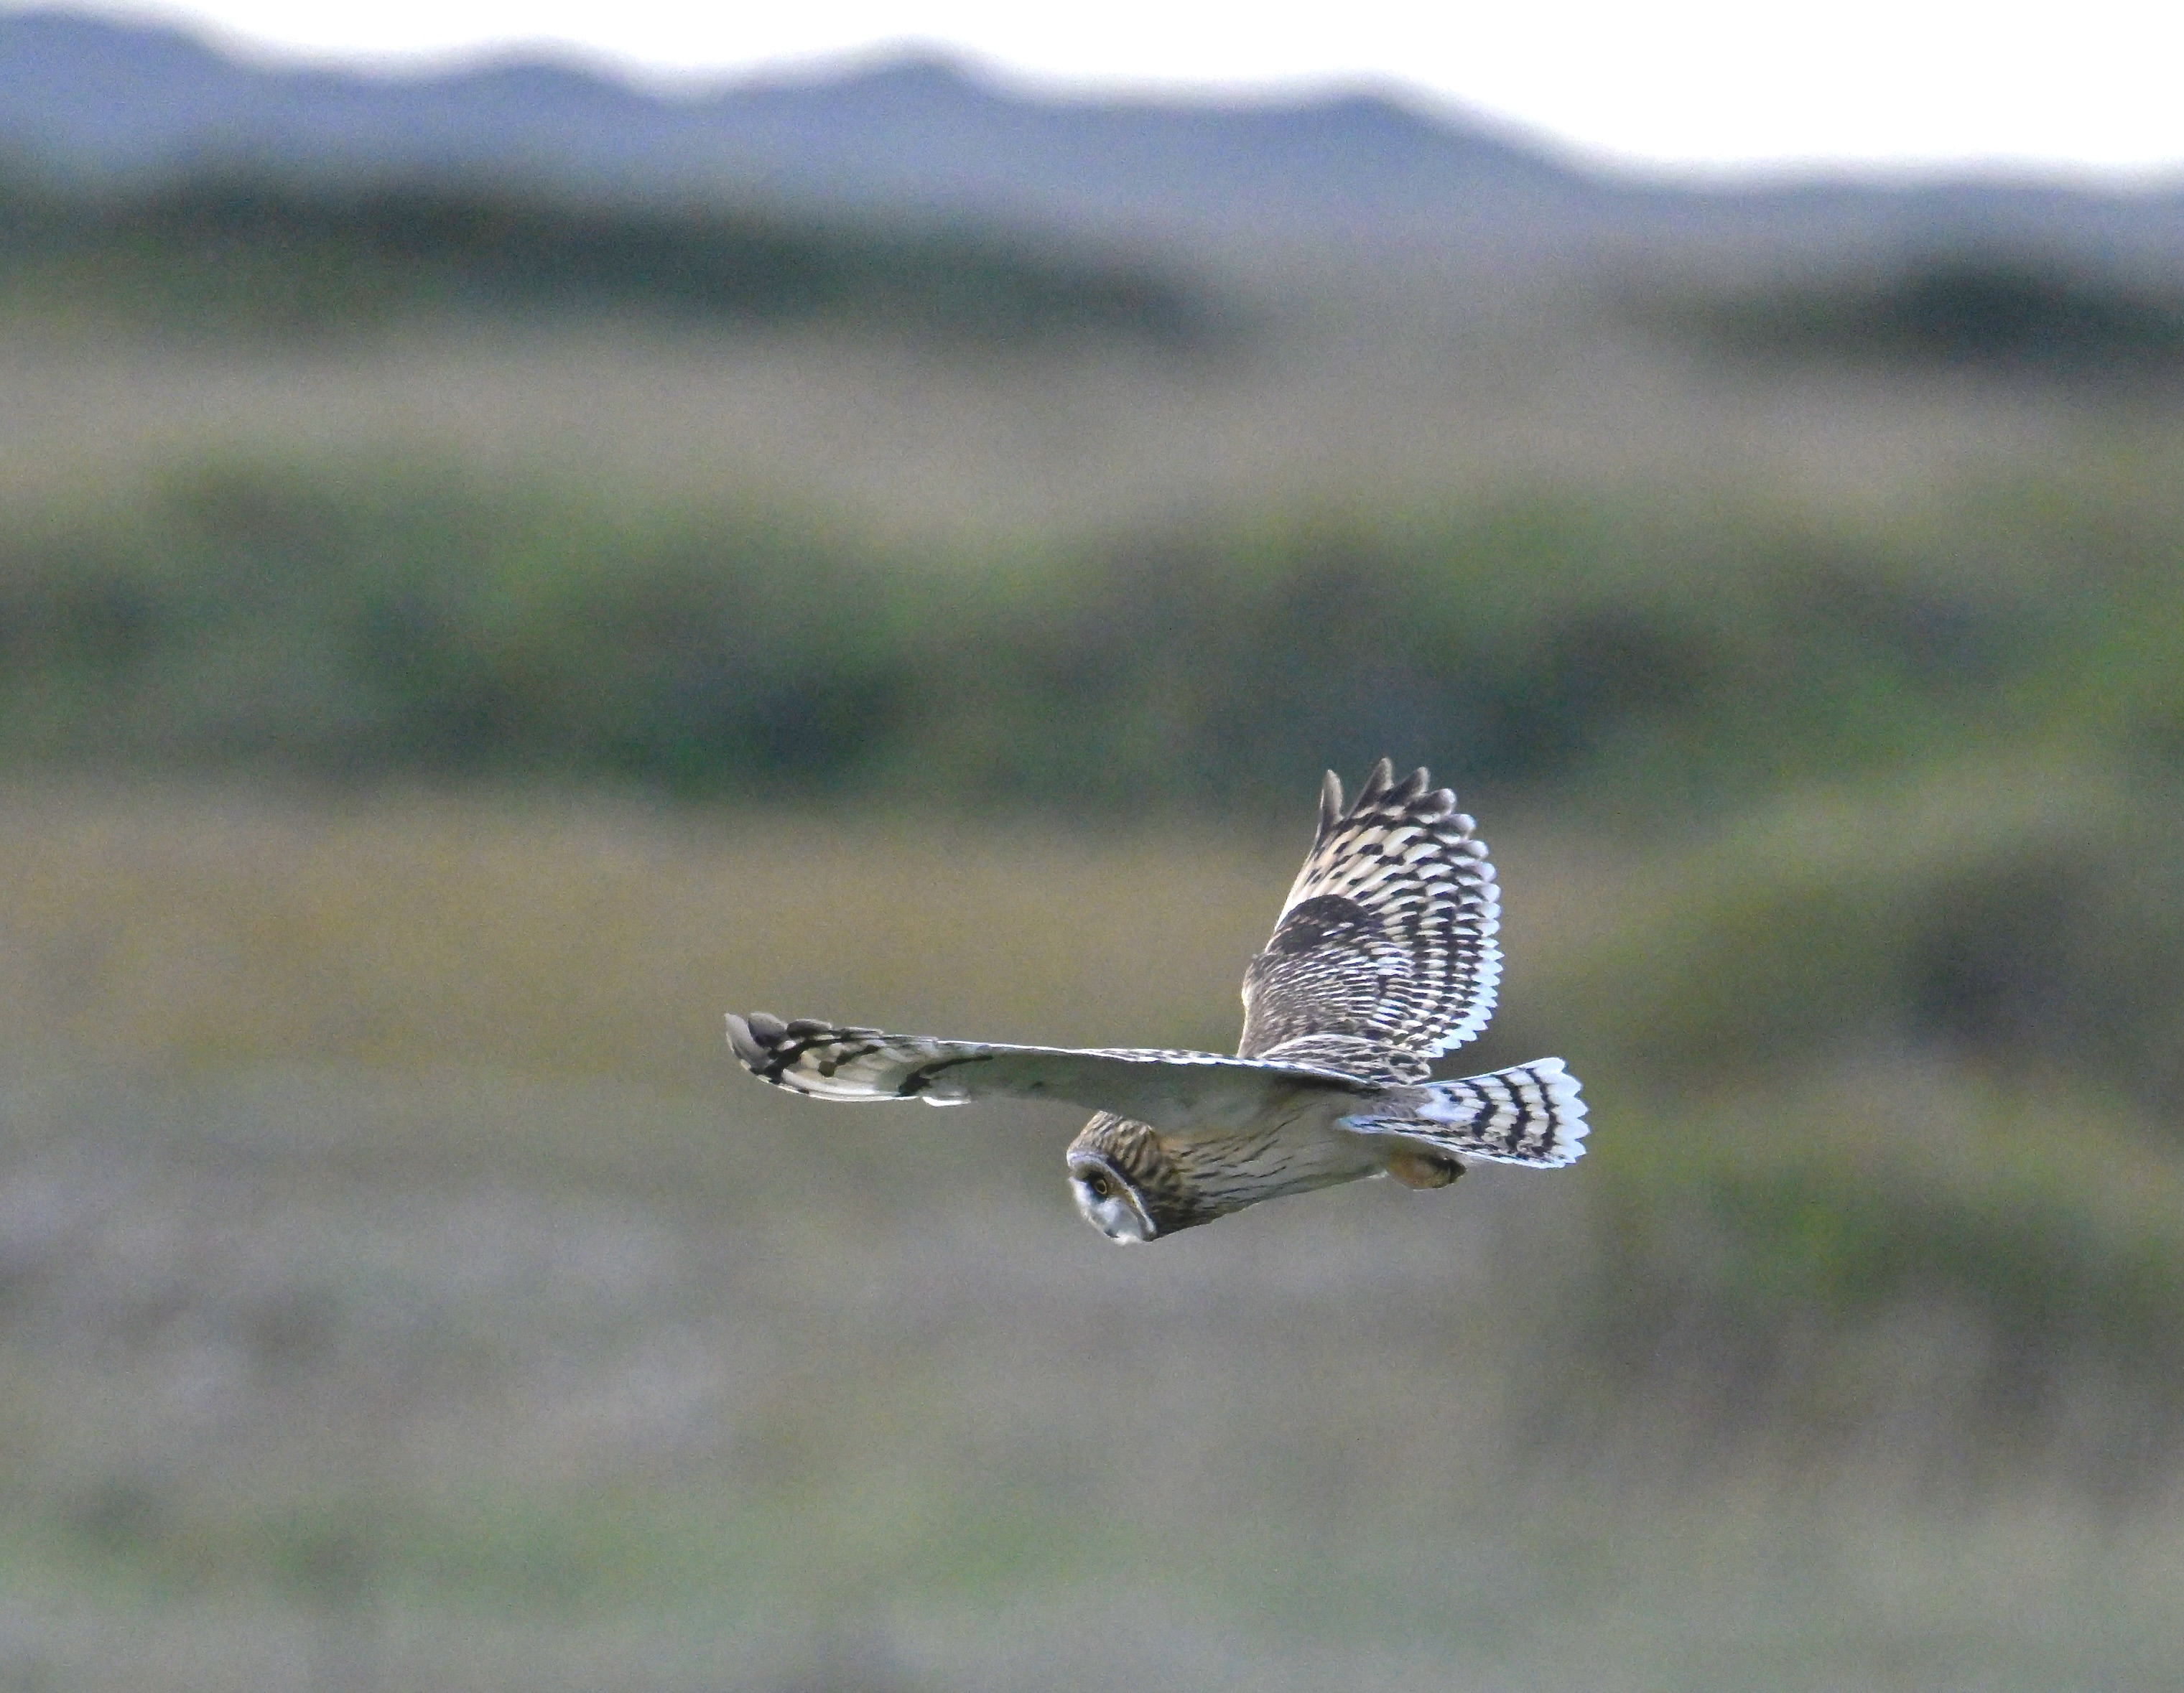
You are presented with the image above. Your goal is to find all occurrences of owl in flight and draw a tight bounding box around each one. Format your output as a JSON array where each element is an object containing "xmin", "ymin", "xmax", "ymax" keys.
[{"xmin": 727, "ymin": 760, "xmax": 1586, "ymax": 1242}]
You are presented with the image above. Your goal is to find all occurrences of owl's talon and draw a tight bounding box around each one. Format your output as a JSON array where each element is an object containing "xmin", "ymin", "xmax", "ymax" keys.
[{"xmin": 1385, "ymin": 1147, "xmax": 1464, "ymax": 1189}]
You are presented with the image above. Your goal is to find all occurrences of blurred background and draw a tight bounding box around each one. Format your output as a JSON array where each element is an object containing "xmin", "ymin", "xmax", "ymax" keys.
[{"xmin": 4, "ymin": 5, "xmax": 2184, "ymax": 1688}]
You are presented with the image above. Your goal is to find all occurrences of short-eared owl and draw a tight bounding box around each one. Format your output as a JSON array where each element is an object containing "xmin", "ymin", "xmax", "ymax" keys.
[{"xmin": 727, "ymin": 760, "xmax": 1587, "ymax": 1242}]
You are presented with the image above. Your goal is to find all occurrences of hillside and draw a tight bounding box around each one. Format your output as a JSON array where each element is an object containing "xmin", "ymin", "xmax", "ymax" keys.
[{"xmin": 6, "ymin": 9, "xmax": 2184, "ymax": 260}]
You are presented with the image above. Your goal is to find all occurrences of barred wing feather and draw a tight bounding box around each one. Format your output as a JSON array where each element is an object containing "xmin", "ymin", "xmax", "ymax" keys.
[
  {"xmin": 1239, "ymin": 760, "xmax": 1502, "ymax": 1084},
  {"xmin": 1343, "ymin": 1058, "xmax": 1589, "ymax": 1168},
  {"xmin": 726, "ymin": 1014, "xmax": 1374, "ymax": 1132}
]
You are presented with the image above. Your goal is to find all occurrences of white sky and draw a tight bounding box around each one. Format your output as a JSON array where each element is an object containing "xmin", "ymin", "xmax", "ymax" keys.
[{"xmin": 27, "ymin": 0, "xmax": 2184, "ymax": 182}]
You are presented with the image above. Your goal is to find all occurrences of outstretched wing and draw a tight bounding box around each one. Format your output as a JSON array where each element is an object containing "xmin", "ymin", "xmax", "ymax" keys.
[
  {"xmin": 726, "ymin": 1012, "xmax": 1375, "ymax": 1132},
  {"xmin": 1237, "ymin": 760, "xmax": 1501, "ymax": 1083}
]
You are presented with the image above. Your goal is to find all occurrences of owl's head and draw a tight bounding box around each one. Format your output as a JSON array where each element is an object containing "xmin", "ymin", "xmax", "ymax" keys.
[
  {"xmin": 1067, "ymin": 1113, "xmax": 1214, "ymax": 1244},
  {"xmin": 1068, "ymin": 1149, "xmax": 1156, "ymax": 1241}
]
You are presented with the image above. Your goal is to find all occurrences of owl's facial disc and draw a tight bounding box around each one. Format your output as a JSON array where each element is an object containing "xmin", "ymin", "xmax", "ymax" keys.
[{"xmin": 1069, "ymin": 1155, "xmax": 1156, "ymax": 1243}]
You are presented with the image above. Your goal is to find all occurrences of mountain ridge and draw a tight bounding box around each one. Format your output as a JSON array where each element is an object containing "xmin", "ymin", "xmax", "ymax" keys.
[
  {"xmin": 4, "ymin": 9, "xmax": 2183, "ymax": 254},
  {"xmin": 0, "ymin": 11, "xmax": 1595, "ymax": 228}
]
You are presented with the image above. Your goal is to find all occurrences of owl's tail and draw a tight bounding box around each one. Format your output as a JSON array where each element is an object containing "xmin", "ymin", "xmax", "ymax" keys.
[{"xmin": 1344, "ymin": 1058, "xmax": 1589, "ymax": 1168}]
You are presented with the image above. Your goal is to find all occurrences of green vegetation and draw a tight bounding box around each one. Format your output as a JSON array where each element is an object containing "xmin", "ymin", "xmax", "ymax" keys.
[
  {"xmin": 0, "ymin": 164, "xmax": 1217, "ymax": 346},
  {"xmin": 1701, "ymin": 250, "xmax": 2184, "ymax": 379},
  {"xmin": 5, "ymin": 460, "xmax": 2173, "ymax": 806}
]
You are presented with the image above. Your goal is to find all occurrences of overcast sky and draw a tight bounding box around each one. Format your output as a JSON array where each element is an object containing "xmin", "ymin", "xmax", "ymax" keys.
[{"xmin": 27, "ymin": 0, "xmax": 2184, "ymax": 182}]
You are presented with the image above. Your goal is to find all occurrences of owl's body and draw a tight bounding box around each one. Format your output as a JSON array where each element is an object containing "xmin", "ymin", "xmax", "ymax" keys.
[
  {"xmin": 1069, "ymin": 1106, "xmax": 1389, "ymax": 1240},
  {"xmin": 727, "ymin": 760, "xmax": 1588, "ymax": 1241}
]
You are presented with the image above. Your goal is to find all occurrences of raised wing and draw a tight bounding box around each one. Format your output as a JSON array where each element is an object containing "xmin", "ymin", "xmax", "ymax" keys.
[
  {"xmin": 1237, "ymin": 760, "xmax": 1501, "ymax": 1083},
  {"xmin": 726, "ymin": 1012, "xmax": 1375, "ymax": 1132}
]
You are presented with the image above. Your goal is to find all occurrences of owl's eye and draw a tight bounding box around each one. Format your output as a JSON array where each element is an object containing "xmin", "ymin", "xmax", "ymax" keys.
[{"xmin": 1086, "ymin": 1174, "xmax": 1112, "ymax": 1198}]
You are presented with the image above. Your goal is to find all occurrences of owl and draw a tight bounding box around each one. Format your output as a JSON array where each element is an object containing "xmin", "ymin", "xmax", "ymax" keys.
[{"xmin": 727, "ymin": 760, "xmax": 1586, "ymax": 1241}]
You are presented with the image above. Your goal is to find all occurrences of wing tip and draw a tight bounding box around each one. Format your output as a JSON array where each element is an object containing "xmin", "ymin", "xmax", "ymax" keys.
[
  {"xmin": 1341, "ymin": 758, "xmax": 1459, "ymax": 823},
  {"xmin": 720, "ymin": 1013, "xmax": 764, "ymax": 1065},
  {"xmin": 1320, "ymin": 759, "xmax": 1477, "ymax": 837},
  {"xmin": 727, "ymin": 1011, "xmax": 848, "ymax": 1085}
]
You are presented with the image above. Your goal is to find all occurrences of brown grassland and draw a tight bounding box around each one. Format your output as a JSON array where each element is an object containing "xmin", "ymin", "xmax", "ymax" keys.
[{"xmin": 2, "ymin": 782, "xmax": 2181, "ymax": 1690}]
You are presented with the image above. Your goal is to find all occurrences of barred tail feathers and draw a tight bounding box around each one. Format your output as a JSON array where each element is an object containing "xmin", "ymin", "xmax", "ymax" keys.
[{"xmin": 1344, "ymin": 1058, "xmax": 1589, "ymax": 1167}]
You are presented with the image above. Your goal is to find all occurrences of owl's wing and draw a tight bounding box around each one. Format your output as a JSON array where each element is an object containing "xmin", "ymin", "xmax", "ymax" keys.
[
  {"xmin": 1237, "ymin": 759, "xmax": 1501, "ymax": 1084},
  {"xmin": 726, "ymin": 1013, "xmax": 1374, "ymax": 1132}
]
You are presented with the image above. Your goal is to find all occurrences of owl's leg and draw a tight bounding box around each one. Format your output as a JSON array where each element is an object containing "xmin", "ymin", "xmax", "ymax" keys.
[{"xmin": 1383, "ymin": 1147, "xmax": 1464, "ymax": 1189}]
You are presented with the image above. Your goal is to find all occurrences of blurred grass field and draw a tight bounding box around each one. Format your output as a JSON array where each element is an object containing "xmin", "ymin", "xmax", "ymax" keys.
[
  {"xmin": 4, "ymin": 165, "xmax": 2184, "ymax": 1688},
  {"xmin": 4, "ymin": 783, "xmax": 2183, "ymax": 1689}
]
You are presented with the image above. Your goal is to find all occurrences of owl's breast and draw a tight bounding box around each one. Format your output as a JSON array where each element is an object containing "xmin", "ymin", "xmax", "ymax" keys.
[{"xmin": 1171, "ymin": 1112, "xmax": 1385, "ymax": 1218}]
